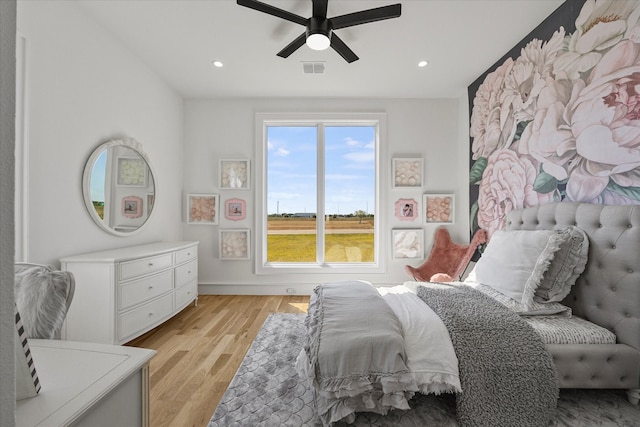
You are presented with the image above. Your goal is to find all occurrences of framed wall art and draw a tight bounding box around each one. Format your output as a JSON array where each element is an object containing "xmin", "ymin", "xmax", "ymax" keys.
[
  {"xmin": 121, "ymin": 195, "xmax": 143, "ymax": 218},
  {"xmin": 116, "ymin": 157, "xmax": 146, "ymax": 187},
  {"xmin": 220, "ymin": 159, "xmax": 250, "ymax": 190},
  {"xmin": 392, "ymin": 229, "xmax": 423, "ymax": 259},
  {"xmin": 186, "ymin": 193, "xmax": 219, "ymax": 225},
  {"xmin": 220, "ymin": 229, "xmax": 250, "ymax": 260},
  {"xmin": 392, "ymin": 158, "xmax": 423, "ymax": 188},
  {"xmin": 423, "ymin": 193, "xmax": 455, "ymax": 224},
  {"xmin": 394, "ymin": 198, "xmax": 418, "ymax": 221},
  {"xmin": 225, "ymin": 198, "xmax": 246, "ymax": 221}
]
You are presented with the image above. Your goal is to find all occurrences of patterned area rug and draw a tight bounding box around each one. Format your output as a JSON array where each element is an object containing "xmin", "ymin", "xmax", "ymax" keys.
[{"xmin": 208, "ymin": 313, "xmax": 640, "ymax": 427}]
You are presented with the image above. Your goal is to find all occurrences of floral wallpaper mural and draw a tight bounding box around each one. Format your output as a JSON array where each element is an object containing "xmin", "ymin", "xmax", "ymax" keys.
[{"xmin": 468, "ymin": 0, "xmax": 640, "ymax": 238}]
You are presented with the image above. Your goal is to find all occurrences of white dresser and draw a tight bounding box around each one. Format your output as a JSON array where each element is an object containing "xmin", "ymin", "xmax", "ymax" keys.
[
  {"xmin": 16, "ymin": 340, "xmax": 155, "ymax": 427},
  {"xmin": 60, "ymin": 241, "xmax": 198, "ymax": 345}
]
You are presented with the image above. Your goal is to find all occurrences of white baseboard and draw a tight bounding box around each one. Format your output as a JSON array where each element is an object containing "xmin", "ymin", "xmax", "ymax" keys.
[
  {"xmin": 198, "ymin": 281, "xmax": 399, "ymax": 296},
  {"xmin": 198, "ymin": 283, "xmax": 318, "ymax": 296}
]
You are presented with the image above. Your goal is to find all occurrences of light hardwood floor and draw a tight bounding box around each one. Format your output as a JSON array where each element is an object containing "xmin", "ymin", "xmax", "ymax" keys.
[{"xmin": 126, "ymin": 294, "xmax": 310, "ymax": 427}]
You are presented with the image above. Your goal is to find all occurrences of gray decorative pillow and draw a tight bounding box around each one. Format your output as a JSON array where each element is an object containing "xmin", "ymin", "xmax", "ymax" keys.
[
  {"xmin": 14, "ymin": 264, "xmax": 75, "ymax": 339},
  {"xmin": 535, "ymin": 226, "xmax": 589, "ymax": 303},
  {"xmin": 472, "ymin": 229, "xmax": 563, "ymax": 308}
]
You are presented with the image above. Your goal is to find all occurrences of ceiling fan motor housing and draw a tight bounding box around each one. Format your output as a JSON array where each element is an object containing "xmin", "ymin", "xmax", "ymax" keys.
[
  {"xmin": 307, "ymin": 17, "xmax": 332, "ymax": 39},
  {"xmin": 306, "ymin": 17, "xmax": 332, "ymax": 50}
]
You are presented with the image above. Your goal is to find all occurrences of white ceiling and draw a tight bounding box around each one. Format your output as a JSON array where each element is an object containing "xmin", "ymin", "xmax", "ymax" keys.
[{"xmin": 77, "ymin": 0, "xmax": 564, "ymax": 99}]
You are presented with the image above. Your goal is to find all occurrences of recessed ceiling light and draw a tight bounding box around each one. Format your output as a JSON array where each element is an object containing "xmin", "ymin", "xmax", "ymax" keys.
[
  {"xmin": 212, "ymin": 60, "xmax": 224, "ymax": 68},
  {"xmin": 418, "ymin": 60, "xmax": 428, "ymax": 68}
]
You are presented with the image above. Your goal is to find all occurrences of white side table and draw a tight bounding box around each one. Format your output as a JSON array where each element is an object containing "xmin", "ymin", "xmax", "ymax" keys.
[{"xmin": 16, "ymin": 339, "xmax": 155, "ymax": 427}]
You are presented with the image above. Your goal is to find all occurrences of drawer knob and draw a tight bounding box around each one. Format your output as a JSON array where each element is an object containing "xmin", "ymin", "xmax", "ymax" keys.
[
  {"xmin": 187, "ymin": 252, "xmax": 191, "ymax": 256},
  {"xmin": 148, "ymin": 285, "xmax": 154, "ymax": 289},
  {"xmin": 148, "ymin": 312, "xmax": 154, "ymax": 317},
  {"xmin": 148, "ymin": 263, "xmax": 154, "ymax": 267},
  {"xmin": 188, "ymin": 270, "xmax": 191, "ymax": 274}
]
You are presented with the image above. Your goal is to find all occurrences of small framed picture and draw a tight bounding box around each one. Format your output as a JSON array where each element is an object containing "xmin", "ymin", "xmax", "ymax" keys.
[
  {"xmin": 392, "ymin": 229, "xmax": 424, "ymax": 259},
  {"xmin": 122, "ymin": 195, "xmax": 143, "ymax": 218},
  {"xmin": 423, "ymin": 193, "xmax": 455, "ymax": 224},
  {"xmin": 117, "ymin": 157, "xmax": 147, "ymax": 187},
  {"xmin": 186, "ymin": 193, "xmax": 219, "ymax": 225},
  {"xmin": 220, "ymin": 159, "xmax": 250, "ymax": 190},
  {"xmin": 220, "ymin": 229, "xmax": 250, "ymax": 260},
  {"xmin": 395, "ymin": 198, "xmax": 418, "ymax": 221},
  {"xmin": 392, "ymin": 158, "xmax": 423, "ymax": 188},
  {"xmin": 225, "ymin": 198, "xmax": 246, "ymax": 221}
]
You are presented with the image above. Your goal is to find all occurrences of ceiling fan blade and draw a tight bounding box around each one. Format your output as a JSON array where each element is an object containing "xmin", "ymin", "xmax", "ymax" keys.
[
  {"xmin": 277, "ymin": 32, "xmax": 307, "ymax": 58},
  {"xmin": 312, "ymin": 0, "xmax": 328, "ymax": 18},
  {"xmin": 330, "ymin": 33, "xmax": 359, "ymax": 63},
  {"xmin": 237, "ymin": 0, "xmax": 307, "ymax": 26},
  {"xmin": 330, "ymin": 4, "xmax": 401, "ymax": 30}
]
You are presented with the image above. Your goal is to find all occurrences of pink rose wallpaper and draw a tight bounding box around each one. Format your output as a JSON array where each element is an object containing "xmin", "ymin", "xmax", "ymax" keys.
[{"xmin": 469, "ymin": 0, "xmax": 640, "ymax": 238}]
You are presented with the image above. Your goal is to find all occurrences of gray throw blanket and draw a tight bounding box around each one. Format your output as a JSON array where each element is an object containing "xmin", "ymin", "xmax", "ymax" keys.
[{"xmin": 417, "ymin": 283, "xmax": 558, "ymax": 427}]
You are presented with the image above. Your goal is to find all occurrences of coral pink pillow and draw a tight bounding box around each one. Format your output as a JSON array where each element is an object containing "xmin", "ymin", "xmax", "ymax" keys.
[{"xmin": 430, "ymin": 273, "xmax": 454, "ymax": 282}]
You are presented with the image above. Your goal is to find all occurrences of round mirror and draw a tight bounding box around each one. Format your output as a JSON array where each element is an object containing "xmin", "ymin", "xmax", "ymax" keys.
[{"xmin": 82, "ymin": 137, "xmax": 156, "ymax": 236}]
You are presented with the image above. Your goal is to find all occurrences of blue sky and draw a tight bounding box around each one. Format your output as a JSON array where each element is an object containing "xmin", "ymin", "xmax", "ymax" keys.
[
  {"xmin": 90, "ymin": 150, "xmax": 107, "ymax": 202},
  {"xmin": 267, "ymin": 125, "xmax": 375, "ymax": 215}
]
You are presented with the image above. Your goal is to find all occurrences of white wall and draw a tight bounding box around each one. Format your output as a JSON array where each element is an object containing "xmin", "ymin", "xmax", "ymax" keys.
[
  {"xmin": 1, "ymin": 1, "xmax": 17, "ymax": 423},
  {"xmin": 184, "ymin": 98, "xmax": 468, "ymax": 294},
  {"xmin": 17, "ymin": 1, "xmax": 184, "ymax": 266}
]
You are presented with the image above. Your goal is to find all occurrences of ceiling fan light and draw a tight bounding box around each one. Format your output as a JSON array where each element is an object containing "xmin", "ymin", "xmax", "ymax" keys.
[{"xmin": 306, "ymin": 33, "xmax": 330, "ymax": 51}]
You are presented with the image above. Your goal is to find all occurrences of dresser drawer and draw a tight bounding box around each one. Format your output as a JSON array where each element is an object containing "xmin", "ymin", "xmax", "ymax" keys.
[
  {"xmin": 119, "ymin": 293, "xmax": 173, "ymax": 340},
  {"xmin": 175, "ymin": 279, "xmax": 198, "ymax": 309},
  {"xmin": 120, "ymin": 253, "xmax": 173, "ymax": 281},
  {"xmin": 120, "ymin": 270, "xmax": 173, "ymax": 310},
  {"xmin": 175, "ymin": 246, "xmax": 197, "ymax": 264},
  {"xmin": 175, "ymin": 259, "xmax": 197, "ymax": 288}
]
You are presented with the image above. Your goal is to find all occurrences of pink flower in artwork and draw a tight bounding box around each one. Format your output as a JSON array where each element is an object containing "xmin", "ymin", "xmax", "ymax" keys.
[
  {"xmin": 554, "ymin": 0, "xmax": 640, "ymax": 80},
  {"xmin": 518, "ymin": 77, "xmax": 579, "ymax": 181},
  {"xmin": 519, "ymin": 40, "xmax": 640, "ymax": 202},
  {"xmin": 500, "ymin": 29, "xmax": 565, "ymax": 126},
  {"xmin": 470, "ymin": 58, "xmax": 514, "ymax": 160},
  {"xmin": 568, "ymin": 40, "xmax": 640, "ymax": 200},
  {"xmin": 477, "ymin": 150, "xmax": 555, "ymax": 237}
]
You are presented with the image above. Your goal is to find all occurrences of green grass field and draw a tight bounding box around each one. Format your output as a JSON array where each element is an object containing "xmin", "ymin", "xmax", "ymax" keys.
[{"xmin": 267, "ymin": 233, "xmax": 374, "ymax": 262}]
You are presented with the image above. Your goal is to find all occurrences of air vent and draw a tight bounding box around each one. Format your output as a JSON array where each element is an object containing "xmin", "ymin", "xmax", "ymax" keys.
[{"xmin": 302, "ymin": 62, "xmax": 325, "ymax": 74}]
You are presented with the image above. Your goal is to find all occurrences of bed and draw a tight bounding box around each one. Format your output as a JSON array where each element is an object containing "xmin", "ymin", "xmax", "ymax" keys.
[{"xmin": 296, "ymin": 202, "xmax": 640, "ymax": 426}]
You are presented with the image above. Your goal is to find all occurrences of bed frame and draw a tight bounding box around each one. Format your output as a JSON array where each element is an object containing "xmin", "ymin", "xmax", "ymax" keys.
[{"xmin": 504, "ymin": 202, "xmax": 640, "ymax": 404}]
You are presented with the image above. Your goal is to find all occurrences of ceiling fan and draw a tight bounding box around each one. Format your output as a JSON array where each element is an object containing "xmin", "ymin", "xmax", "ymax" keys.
[{"xmin": 236, "ymin": 0, "xmax": 402, "ymax": 63}]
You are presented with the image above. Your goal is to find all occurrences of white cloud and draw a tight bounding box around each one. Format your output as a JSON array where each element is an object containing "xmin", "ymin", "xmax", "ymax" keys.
[
  {"xmin": 344, "ymin": 150, "xmax": 375, "ymax": 163},
  {"xmin": 267, "ymin": 139, "xmax": 290, "ymax": 156},
  {"xmin": 344, "ymin": 137, "xmax": 360, "ymax": 147},
  {"xmin": 276, "ymin": 147, "xmax": 290, "ymax": 156},
  {"xmin": 326, "ymin": 173, "xmax": 360, "ymax": 181}
]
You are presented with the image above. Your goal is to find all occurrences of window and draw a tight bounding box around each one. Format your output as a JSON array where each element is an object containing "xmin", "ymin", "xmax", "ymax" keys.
[{"xmin": 255, "ymin": 113, "xmax": 385, "ymax": 274}]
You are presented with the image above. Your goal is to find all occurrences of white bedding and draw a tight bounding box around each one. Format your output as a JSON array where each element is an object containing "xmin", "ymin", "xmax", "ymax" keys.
[
  {"xmin": 377, "ymin": 284, "xmax": 461, "ymax": 394},
  {"xmin": 296, "ymin": 281, "xmax": 461, "ymax": 426}
]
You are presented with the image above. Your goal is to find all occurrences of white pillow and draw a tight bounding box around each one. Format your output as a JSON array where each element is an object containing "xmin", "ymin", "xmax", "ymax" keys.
[{"xmin": 473, "ymin": 229, "xmax": 563, "ymax": 307}]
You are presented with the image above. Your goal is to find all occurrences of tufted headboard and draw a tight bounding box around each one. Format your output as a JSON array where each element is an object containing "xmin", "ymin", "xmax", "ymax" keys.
[{"xmin": 505, "ymin": 202, "xmax": 640, "ymax": 352}]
